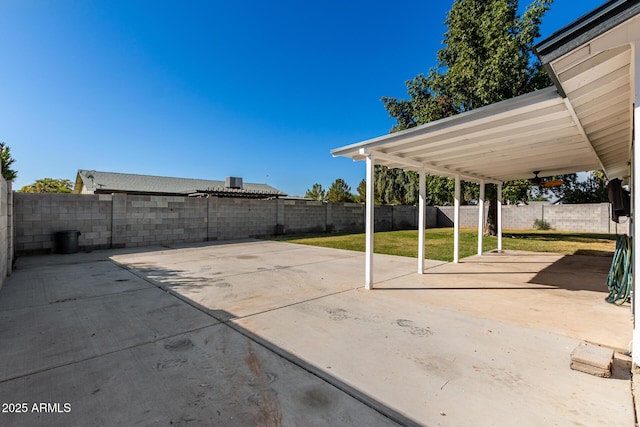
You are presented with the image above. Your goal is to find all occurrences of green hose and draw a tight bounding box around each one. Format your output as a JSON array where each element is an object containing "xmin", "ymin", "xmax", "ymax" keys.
[{"xmin": 605, "ymin": 235, "xmax": 632, "ymax": 305}]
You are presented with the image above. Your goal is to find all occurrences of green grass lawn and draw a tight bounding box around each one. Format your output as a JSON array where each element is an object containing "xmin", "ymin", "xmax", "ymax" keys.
[{"xmin": 273, "ymin": 228, "xmax": 617, "ymax": 262}]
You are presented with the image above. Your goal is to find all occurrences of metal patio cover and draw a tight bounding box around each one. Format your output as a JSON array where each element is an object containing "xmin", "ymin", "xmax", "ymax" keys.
[{"xmin": 331, "ymin": 19, "xmax": 634, "ymax": 185}]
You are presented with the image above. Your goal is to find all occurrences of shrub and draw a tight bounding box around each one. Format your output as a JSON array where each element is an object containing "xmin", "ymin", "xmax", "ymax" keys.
[{"xmin": 533, "ymin": 218, "xmax": 552, "ymax": 230}]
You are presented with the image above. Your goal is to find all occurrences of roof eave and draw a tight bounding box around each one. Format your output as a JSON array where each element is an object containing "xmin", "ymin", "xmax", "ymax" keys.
[{"xmin": 535, "ymin": 0, "xmax": 640, "ymax": 64}]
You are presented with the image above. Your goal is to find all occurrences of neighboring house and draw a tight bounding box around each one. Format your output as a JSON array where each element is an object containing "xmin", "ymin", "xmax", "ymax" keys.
[{"xmin": 73, "ymin": 170, "xmax": 286, "ymax": 198}]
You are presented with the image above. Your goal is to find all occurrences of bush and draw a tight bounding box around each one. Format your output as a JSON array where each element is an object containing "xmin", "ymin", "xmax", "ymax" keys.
[{"xmin": 533, "ymin": 218, "xmax": 552, "ymax": 230}]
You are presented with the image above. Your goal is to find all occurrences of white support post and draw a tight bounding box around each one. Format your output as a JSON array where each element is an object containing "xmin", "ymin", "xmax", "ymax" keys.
[
  {"xmin": 454, "ymin": 175, "xmax": 461, "ymax": 263},
  {"xmin": 418, "ymin": 169, "xmax": 426, "ymax": 273},
  {"xmin": 478, "ymin": 181, "xmax": 485, "ymax": 256},
  {"xmin": 497, "ymin": 182, "xmax": 503, "ymax": 252},
  {"xmin": 365, "ymin": 154, "xmax": 375, "ymax": 290},
  {"xmin": 632, "ymin": 41, "xmax": 640, "ymax": 366}
]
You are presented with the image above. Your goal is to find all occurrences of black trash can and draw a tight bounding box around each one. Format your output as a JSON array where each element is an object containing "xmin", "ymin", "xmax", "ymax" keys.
[{"xmin": 55, "ymin": 230, "xmax": 81, "ymax": 254}]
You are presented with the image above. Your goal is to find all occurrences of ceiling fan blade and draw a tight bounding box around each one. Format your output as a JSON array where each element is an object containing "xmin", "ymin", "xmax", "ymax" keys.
[{"xmin": 541, "ymin": 179, "xmax": 564, "ymax": 187}]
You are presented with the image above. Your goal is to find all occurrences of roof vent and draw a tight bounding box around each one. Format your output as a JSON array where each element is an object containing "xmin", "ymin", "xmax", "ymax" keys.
[{"xmin": 225, "ymin": 176, "xmax": 243, "ymax": 189}]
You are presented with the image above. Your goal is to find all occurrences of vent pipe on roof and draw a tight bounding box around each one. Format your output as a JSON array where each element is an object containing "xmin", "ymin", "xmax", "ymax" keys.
[{"xmin": 225, "ymin": 177, "xmax": 243, "ymax": 189}]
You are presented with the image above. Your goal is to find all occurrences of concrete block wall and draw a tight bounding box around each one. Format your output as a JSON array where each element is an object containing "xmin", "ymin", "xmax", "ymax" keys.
[
  {"xmin": 6, "ymin": 181, "xmax": 12, "ymax": 277},
  {"xmin": 0, "ymin": 179, "xmax": 9, "ymax": 289},
  {"xmin": 13, "ymin": 192, "xmax": 624, "ymax": 256},
  {"xmin": 436, "ymin": 202, "xmax": 621, "ymax": 233},
  {"xmin": 437, "ymin": 206, "xmax": 482, "ymax": 227},
  {"xmin": 501, "ymin": 205, "xmax": 543, "ymax": 230},
  {"xmin": 375, "ymin": 205, "xmax": 393, "ymax": 231},
  {"xmin": 328, "ymin": 203, "xmax": 365, "ymax": 233},
  {"xmin": 14, "ymin": 193, "xmax": 112, "ymax": 254},
  {"xmin": 426, "ymin": 206, "xmax": 438, "ymax": 228},
  {"xmin": 216, "ymin": 198, "xmax": 277, "ymax": 240},
  {"xmin": 393, "ymin": 205, "xmax": 417, "ymax": 229},
  {"xmin": 283, "ymin": 200, "xmax": 326, "ymax": 234},
  {"xmin": 124, "ymin": 195, "xmax": 207, "ymax": 247},
  {"xmin": 542, "ymin": 203, "xmax": 620, "ymax": 233}
]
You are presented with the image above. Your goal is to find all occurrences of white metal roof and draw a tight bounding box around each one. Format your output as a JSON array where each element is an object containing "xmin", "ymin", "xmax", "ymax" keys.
[
  {"xmin": 332, "ymin": 86, "xmax": 602, "ymax": 183},
  {"xmin": 332, "ymin": 4, "xmax": 637, "ymax": 184},
  {"xmin": 541, "ymin": 12, "xmax": 639, "ymax": 181}
]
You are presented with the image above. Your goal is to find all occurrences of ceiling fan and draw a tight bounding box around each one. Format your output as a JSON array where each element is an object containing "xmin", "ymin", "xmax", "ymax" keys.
[{"xmin": 529, "ymin": 171, "xmax": 564, "ymax": 188}]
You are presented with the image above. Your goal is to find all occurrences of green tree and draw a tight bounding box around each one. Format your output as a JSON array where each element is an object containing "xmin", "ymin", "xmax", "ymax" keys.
[
  {"xmin": 304, "ymin": 183, "xmax": 326, "ymax": 201},
  {"xmin": 374, "ymin": 167, "xmax": 419, "ymax": 205},
  {"xmin": 381, "ymin": 0, "xmax": 552, "ymax": 233},
  {"xmin": 326, "ymin": 178, "xmax": 354, "ymax": 203},
  {"xmin": 547, "ymin": 171, "xmax": 608, "ymax": 204},
  {"xmin": 354, "ymin": 179, "xmax": 367, "ymax": 203},
  {"xmin": 0, "ymin": 142, "xmax": 17, "ymax": 181},
  {"xmin": 19, "ymin": 178, "xmax": 73, "ymax": 193}
]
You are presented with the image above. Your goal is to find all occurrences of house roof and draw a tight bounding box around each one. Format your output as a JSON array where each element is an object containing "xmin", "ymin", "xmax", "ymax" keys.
[
  {"xmin": 331, "ymin": 0, "xmax": 637, "ymax": 184},
  {"xmin": 535, "ymin": 0, "xmax": 640, "ymax": 65},
  {"xmin": 535, "ymin": 0, "xmax": 639, "ymax": 181},
  {"xmin": 74, "ymin": 170, "xmax": 286, "ymax": 197}
]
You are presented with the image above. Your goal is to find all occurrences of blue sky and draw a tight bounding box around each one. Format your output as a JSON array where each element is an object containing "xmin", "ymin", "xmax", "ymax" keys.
[{"xmin": 2, "ymin": 0, "xmax": 605, "ymax": 196}]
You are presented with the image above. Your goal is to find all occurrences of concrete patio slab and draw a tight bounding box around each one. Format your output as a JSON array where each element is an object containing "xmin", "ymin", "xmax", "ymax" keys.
[
  {"xmin": 0, "ymin": 323, "xmax": 398, "ymax": 426},
  {"xmin": 0, "ymin": 239, "xmax": 634, "ymax": 426},
  {"xmin": 0, "ymin": 284, "xmax": 218, "ymax": 382},
  {"xmin": 0, "ymin": 260, "xmax": 151, "ymax": 310},
  {"xmin": 235, "ymin": 288, "xmax": 633, "ymax": 426},
  {"xmin": 379, "ymin": 251, "xmax": 633, "ymax": 351},
  {"xmin": 113, "ymin": 244, "xmax": 440, "ymax": 321},
  {"xmin": 115, "ymin": 240, "xmax": 632, "ymax": 426}
]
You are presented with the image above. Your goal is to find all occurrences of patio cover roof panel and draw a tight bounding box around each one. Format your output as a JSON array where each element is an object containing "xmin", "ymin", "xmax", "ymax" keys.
[{"xmin": 331, "ymin": 86, "xmax": 603, "ymax": 183}]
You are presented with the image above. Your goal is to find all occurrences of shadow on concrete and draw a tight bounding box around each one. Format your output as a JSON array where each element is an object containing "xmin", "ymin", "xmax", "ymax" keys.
[
  {"xmin": 109, "ymin": 258, "xmax": 420, "ymax": 427},
  {"xmin": 612, "ymin": 355, "xmax": 632, "ymax": 381},
  {"xmin": 374, "ymin": 286, "xmax": 558, "ymax": 291},
  {"xmin": 13, "ymin": 239, "xmax": 265, "ymax": 269},
  {"xmin": 503, "ymin": 232, "xmax": 617, "ymax": 243},
  {"xmin": 378, "ymin": 253, "xmax": 614, "ymax": 293},
  {"xmin": 527, "ymin": 254, "xmax": 612, "ymax": 292}
]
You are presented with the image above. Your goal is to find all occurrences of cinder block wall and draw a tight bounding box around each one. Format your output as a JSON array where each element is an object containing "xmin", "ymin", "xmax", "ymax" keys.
[
  {"xmin": 0, "ymin": 179, "xmax": 10, "ymax": 289},
  {"xmin": 13, "ymin": 192, "xmax": 622, "ymax": 256},
  {"xmin": 283, "ymin": 200, "xmax": 326, "ymax": 234},
  {"xmin": 375, "ymin": 205, "xmax": 393, "ymax": 231},
  {"xmin": 436, "ymin": 203, "xmax": 620, "ymax": 233},
  {"xmin": 216, "ymin": 198, "xmax": 277, "ymax": 240},
  {"xmin": 501, "ymin": 205, "xmax": 542, "ymax": 229},
  {"xmin": 393, "ymin": 205, "xmax": 417, "ymax": 229},
  {"xmin": 124, "ymin": 195, "xmax": 208, "ymax": 247},
  {"xmin": 437, "ymin": 205, "xmax": 486, "ymax": 227},
  {"xmin": 328, "ymin": 203, "xmax": 365, "ymax": 233},
  {"xmin": 14, "ymin": 193, "xmax": 112, "ymax": 254}
]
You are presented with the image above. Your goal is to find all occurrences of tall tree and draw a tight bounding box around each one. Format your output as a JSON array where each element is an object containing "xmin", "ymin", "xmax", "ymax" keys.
[
  {"xmin": 0, "ymin": 142, "xmax": 17, "ymax": 181},
  {"xmin": 304, "ymin": 183, "xmax": 326, "ymax": 201},
  {"xmin": 382, "ymin": 0, "xmax": 552, "ymax": 233},
  {"xmin": 547, "ymin": 171, "xmax": 608, "ymax": 204},
  {"xmin": 19, "ymin": 178, "xmax": 73, "ymax": 193},
  {"xmin": 326, "ymin": 178, "xmax": 354, "ymax": 203},
  {"xmin": 354, "ymin": 179, "xmax": 367, "ymax": 203}
]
